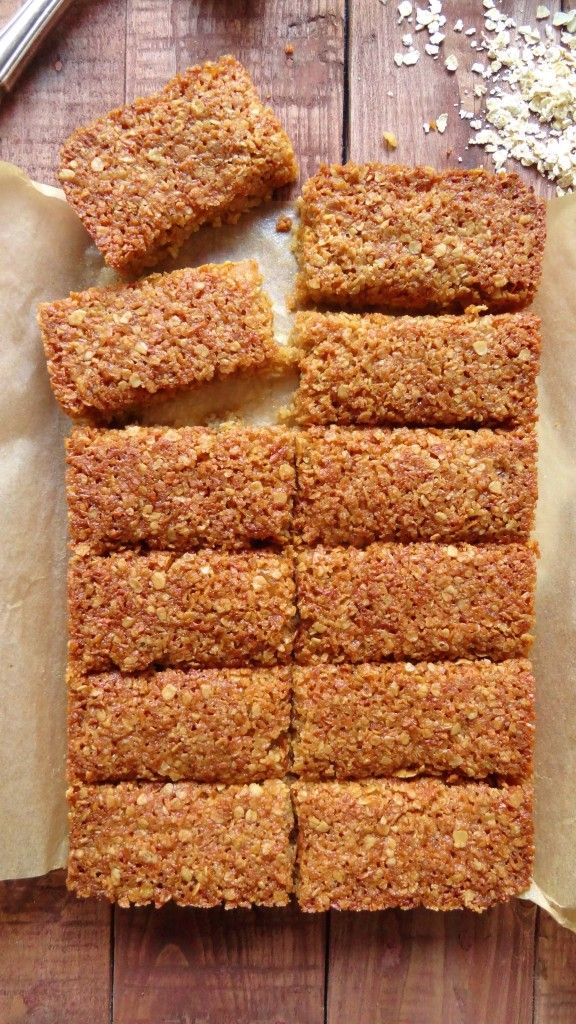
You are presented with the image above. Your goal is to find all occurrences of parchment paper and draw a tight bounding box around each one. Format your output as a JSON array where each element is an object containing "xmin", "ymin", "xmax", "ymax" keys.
[{"xmin": 1, "ymin": 163, "xmax": 575, "ymax": 932}]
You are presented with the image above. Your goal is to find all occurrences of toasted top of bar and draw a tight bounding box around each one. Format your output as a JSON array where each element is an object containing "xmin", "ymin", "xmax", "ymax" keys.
[
  {"xmin": 59, "ymin": 55, "xmax": 298, "ymax": 273},
  {"xmin": 39, "ymin": 261, "xmax": 278, "ymax": 420},
  {"xmin": 68, "ymin": 666, "xmax": 291, "ymax": 784},
  {"xmin": 293, "ymin": 778, "xmax": 533, "ymax": 912},
  {"xmin": 68, "ymin": 549, "xmax": 296, "ymax": 673},
  {"xmin": 295, "ymin": 542, "xmax": 536, "ymax": 664},
  {"xmin": 294, "ymin": 426, "xmax": 537, "ymax": 546},
  {"xmin": 67, "ymin": 779, "xmax": 294, "ymax": 908},
  {"xmin": 66, "ymin": 425, "xmax": 296, "ymax": 552},
  {"xmin": 291, "ymin": 310, "xmax": 540, "ymax": 427},
  {"xmin": 294, "ymin": 164, "xmax": 545, "ymax": 312},
  {"xmin": 292, "ymin": 659, "xmax": 535, "ymax": 782}
]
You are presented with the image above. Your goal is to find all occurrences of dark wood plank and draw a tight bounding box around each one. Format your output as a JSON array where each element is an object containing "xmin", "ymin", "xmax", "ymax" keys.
[
  {"xmin": 327, "ymin": 901, "xmax": 537, "ymax": 1024},
  {"xmin": 0, "ymin": 0, "xmax": 127, "ymax": 185},
  {"xmin": 113, "ymin": 903, "xmax": 326, "ymax": 1024},
  {"xmin": 125, "ymin": 0, "xmax": 345, "ymax": 183},
  {"xmin": 535, "ymin": 908, "xmax": 576, "ymax": 1024},
  {"xmin": 0, "ymin": 870, "xmax": 112, "ymax": 1024},
  {"xmin": 348, "ymin": 0, "xmax": 561, "ymax": 197}
]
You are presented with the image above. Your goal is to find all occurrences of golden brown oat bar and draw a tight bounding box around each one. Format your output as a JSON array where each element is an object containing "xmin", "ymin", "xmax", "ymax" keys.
[
  {"xmin": 39, "ymin": 261, "xmax": 279, "ymax": 420},
  {"xmin": 67, "ymin": 780, "xmax": 294, "ymax": 908},
  {"xmin": 67, "ymin": 426, "xmax": 295, "ymax": 553},
  {"xmin": 59, "ymin": 55, "xmax": 297, "ymax": 273},
  {"xmin": 294, "ymin": 164, "xmax": 545, "ymax": 311},
  {"xmin": 292, "ymin": 660, "xmax": 534, "ymax": 782},
  {"xmin": 295, "ymin": 543, "xmax": 535, "ymax": 664},
  {"xmin": 292, "ymin": 311, "xmax": 540, "ymax": 427},
  {"xmin": 295, "ymin": 426, "xmax": 536, "ymax": 547},
  {"xmin": 68, "ymin": 666, "xmax": 291, "ymax": 784},
  {"xmin": 293, "ymin": 779, "xmax": 533, "ymax": 912},
  {"xmin": 68, "ymin": 549, "xmax": 296, "ymax": 673}
]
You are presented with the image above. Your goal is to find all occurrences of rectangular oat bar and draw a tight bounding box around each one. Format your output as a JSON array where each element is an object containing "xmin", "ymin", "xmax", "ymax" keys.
[
  {"xmin": 67, "ymin": 780, "xmax": 294, "ymax": 908},
  {"xmin": 292, "ymin": 311, "xmax": 540, "ymax": 427},
  {"xmin": 294, "ymin": 164, "xmax": 545, "ymax": 311},
  {"xmin": 67, "ymin": 425, "xmax": 296, "ymax": 553},
  {"xmin": 292, "ymin": 660, "xmax": 534, "ymax": 782},
  {"xmin": 295, "ymin": 426, "xmax": 536, "ymax": 547},
  {"xmin": 68, "ymin": 549, "xmax": 296, "ymax": 672},
  {"xmin": 68, "ymin": 666, "xmax": 291, "ymax": 784},
  {"xmin": 295, "ymin": 543, "xmax": 535, "ymax": 664},
  {"xmin": 293, "ymin": 779, "xmax": 533, "ymax": 912},
  {"xmin": 58, "ymin": 55, "xmax": 297, "ymax": 273},
  {"xmin": 39, "ymin": 261, "xmax": 279, "ymax": 420}
]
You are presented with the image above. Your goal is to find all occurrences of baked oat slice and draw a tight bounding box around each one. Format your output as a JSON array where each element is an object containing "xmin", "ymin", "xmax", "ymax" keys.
[
  {"xmin": 39, "ymin": 261, "xmax": 279, "ymax": 420},
  {"xmin": 293, "ymin": 778, "xmax": 533, "ymax": 912},
  {"xmin": 295, "ymin": 542, "xmax": 536, "ymax": 664},
  {"xmin": 295, "ymin": 426, "xmax": 537, "ymax": 546},
  {"xmin": 291, "ymin": 310, "xmax": 540, "ymax": 427},
  {"xmin": 67, "ymin": 780, "xmax": 294, "ymax": 907},
  {"xmin": 67, "ymin": 425, "xmax": 295, "ymax": 553},
  {"xmin": 59, "ymin": 55, "xmax": 297, "ymax": 273},
  {"xmin": 293, "ymin": 659, "xmax": 534, "ymax": 782},
  {"xmin": 294, "ymin": 164, "xmax": 545, "ymax": 312},
  {"xmin": 68, "ymin": 549, "xmax": 296, "ymax": 673},
  {"xmin": 68, "ymin": 666, "xmax": 291, "ymax": 784}
]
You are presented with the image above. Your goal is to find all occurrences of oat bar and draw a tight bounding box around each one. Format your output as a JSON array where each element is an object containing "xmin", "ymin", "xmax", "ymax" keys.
[
  {"xmin": 67, "ymin": 780, "xmax": 294, "ymax": 908},
  {"xmin": 68, "ymin": 549, "xmax": 296, "ymax": 672},
  {"xmin": 294, "ymin": 164, "xmax": 545, "ymax": 311},
  {"xmin": 295, "ymin": 426, "xmax": 536, "ymax": 546},
  {"xmin": 59, "ymin": 55, "xmax": 297, "ymax": 273},
  {"xmin": 67, "ymin": 425, "xmax": 295, "ymax": 553},
  {"xmin": 68, "ymin": 666, "xmax": 291, "ymax": 784},
  {"xmin": 39, "ymin": 261, "xmax": 279, "ymax": 420},
  {"xmin": 295, "ymin": 543, "xmax": 535, "ymax": 664},
  {"xmin": 293, "ymin": 660, "xmax": 534, "ymax": 782},
  {"xmin": 292, "ymin": 311, "xmax": 540, "ymax": 427},
  {"xmin": 293, "ymin": 778, "xmax": 533, "ymax": 912}
]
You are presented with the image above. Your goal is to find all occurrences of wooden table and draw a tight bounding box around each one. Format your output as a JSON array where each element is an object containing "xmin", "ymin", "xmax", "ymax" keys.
[{"xmin": 1, "ymin": 2, "xmax": 575, "ymax": 1021}]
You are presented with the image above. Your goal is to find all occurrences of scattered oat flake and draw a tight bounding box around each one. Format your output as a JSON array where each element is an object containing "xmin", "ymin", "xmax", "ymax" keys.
[
  {"xmin": 445, "ymin": 54, "xmax": 458, "ymax": 71},
  {"xmin": 402, "ymin": 32, "xmax": 414, "ymax": 45},
  {"xmin": 436, "ymin": 113, "xmax": 448, "ymax": 133},
  {"xmin": 454, "ymin": 18, "xmax": 463, "ymax": 31},
  {"xmin": 383, "ymin": 131, "xmax": 399, "ymax": 149},
  {"xmin": 398, "ymin": 0, "xmax": 413, "ymax": 21},
  {"xmin": 403, "ymin": 49, "xmax": 420, "ymax": 64},
  {"xmin": 465, "ymin": 27, "xmax": 476, "ymax": 36},
  {"xmin": 425, "ymin": 43, "xmax": 439, "ymax": 55},
  {"xmin": 471, "ymin": 62, "xmax": 485, "ymax": 74}
]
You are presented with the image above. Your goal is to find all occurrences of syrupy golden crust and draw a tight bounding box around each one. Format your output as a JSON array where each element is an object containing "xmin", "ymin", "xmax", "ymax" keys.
[
  {"xmin": 68, "ymin": 549, "xmax": 296, "ymax": 673},
  {"xmin": 292, "ymin": 660, "xmax": 534, "ymax": 782},
  {"xmin": 295, "ymin": 542, "xmax": 536, "ymax": 664},
  {"xmin": 58, "ymin": 55, "xmax": 298, "ymax": 274},
  {"xmin": 68, "ymin": 666, "xmax": 291, "ymax": 784},
  {"xmin": 294, "ymin": 164, "xmax": 545, "ymax": 312},
  {"xmin": 66, "ymin": 425, "xmax": 296, "ymax": 553},
  {"xmin": 39, "ymin": 261, "xmax": 279, "ymax": 420},
  {"xmin": 294, "ymin": 426, "xmax": 537, "ymax": 547},
  {"xmin": 293, "ymin": 778, "xmax": 533, "ymax": 912},
  {"xmin": 291, "ymin": 310, "xmax": 540, "ymax": 427},
  {"xmin": 67, "ymin": 780, "xmax": 294, "ymax": 908}
]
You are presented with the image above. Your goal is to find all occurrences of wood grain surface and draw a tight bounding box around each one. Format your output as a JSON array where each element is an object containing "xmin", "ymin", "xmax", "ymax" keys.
[{"xmin": 1, "ymin": 1, "xmax": 576, "ymax": 1022}]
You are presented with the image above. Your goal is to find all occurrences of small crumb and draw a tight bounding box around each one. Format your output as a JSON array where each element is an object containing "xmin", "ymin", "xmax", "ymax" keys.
[
  {"xmin": 382, "ymin": 131, "xmax": 398, "ymax": 149},
  {"xmin": 464, "ymin": 27, "xmax": 476, "ymax": 35},
  {"xmin": 402, "ymin": 32, "xmax": 413, "ymax": 45},
  {"xmin": 471, "ymin": 62, "xmax": 485, "ymax": 75},
  {"xmin": 453, "ymin": 829, "xmax": 469, "ymax": 848},
  {"xmin": 445, "ymin": 54, "xmax": 458, "ymax": 71},
  {"xmin": 53, "ymin": 60, "xmax": 63, "ymax": 72},
  {"xmin": 284, "ymin": 43, "xmax": 294, "ymax": 56},
  {"xmin": 436, "ymin": 113, "xmax": 448, "ymax": 134},
  {"xmin": 398, "ymin": 0, "xmax": 413, "ymax": 21},
  {"xmin": 403, "ymin": 49, "xmax": 420, "ymax": 65},
  {"xmin": 454, "ymin": 18, "xmax": 464, "ymax": 31},
  {"xmin": 275, "ymin": 215, "xmax": 293, "ymax": 233},
  {"xmin": 423, "ymin": 122, "xmax": 430, "ymax": 133}
]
